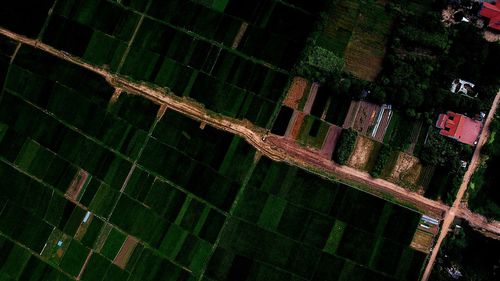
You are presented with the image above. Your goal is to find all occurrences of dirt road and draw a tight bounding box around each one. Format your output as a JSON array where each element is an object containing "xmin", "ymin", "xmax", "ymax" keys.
[
  {"xmin": 421, "ymin": 91, "xmax": 500, "ymax": 281},
  {"xmin": 1, "ymin": 28, "xmax": 500, "ymax": 243}
]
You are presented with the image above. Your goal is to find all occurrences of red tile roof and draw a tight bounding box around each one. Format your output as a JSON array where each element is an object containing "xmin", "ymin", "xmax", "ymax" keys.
[
  {"xmin": 480, "ymin": 2, "xmax": 500, "ymax": 31},
  {"xmin": 435, "ymin": 112, "xmax": 482, "ymax": 145}
]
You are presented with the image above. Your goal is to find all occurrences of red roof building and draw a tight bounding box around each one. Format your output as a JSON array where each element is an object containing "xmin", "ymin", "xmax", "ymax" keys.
[
  {"xmin": 436, "ymin": 112, "xmax": 482, "ymax": 145},
  {"xmin": 480, "ymin": 1, "xmax": 500, "ymax": 31}
]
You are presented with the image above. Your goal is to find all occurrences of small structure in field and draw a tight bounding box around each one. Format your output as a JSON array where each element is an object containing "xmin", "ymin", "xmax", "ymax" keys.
[
  {"xmin": 435, "ymin": 111, "xmax": 482, "ymax": 146},
  {"xmin": 480, "ymin": 1, "xmax": 500, "ymax": 31}
]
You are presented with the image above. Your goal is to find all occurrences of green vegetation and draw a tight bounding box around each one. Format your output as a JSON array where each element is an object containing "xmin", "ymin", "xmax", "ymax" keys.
[
  {"xmin": 333, "ymin": 128, "xmax": 358, "ymax": 165},
  {"xmin": 296, "ymin": 45, "xmax": 344, "ymax": 82},
  {"xmin": 468, "ymin": 112, "xmax": 500, "ymax": 220}
]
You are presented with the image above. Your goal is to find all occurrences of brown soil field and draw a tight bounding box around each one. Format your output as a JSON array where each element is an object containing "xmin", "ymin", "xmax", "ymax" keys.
[
  {"xmin": 285, "ymin": 110, "xmax": 306, "ymax": 140},
  {"xmin": 347, "ymin": 135, "xmax": 380, "ymax": 171},
  {"xmin": 410, "ymin": 229, "xmax": 435, "ymax": 253},
  {"xmin": 114, "ymin": 235, "xmax": 138, "ymax": 269},
  {"xmin": 282, "ymin": 77, "xmax": 308, "ymax": 109},
  {"xmin": 388, "ymin": 152, "xmax": 423, "ymax": 189},
  {"xmin": 65, "ymin": 169, "xmax": 89, "ymax": 202}
]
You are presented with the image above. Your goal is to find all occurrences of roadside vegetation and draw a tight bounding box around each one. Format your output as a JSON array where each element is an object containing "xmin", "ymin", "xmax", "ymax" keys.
[{"xmin": 468, "ymin": 111, "xmax": 500, "ymax": 220}]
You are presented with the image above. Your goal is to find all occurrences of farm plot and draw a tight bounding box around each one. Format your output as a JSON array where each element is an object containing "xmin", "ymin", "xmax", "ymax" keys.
[
  {"xmin": 206, "ymin": 156, "xmax": 427, "ymax": 281},
  {"xmin": 347, "ymin": 135, "xmax": 382, "ymax": 171},
  {"xmin": 386, "ymin": 152, "xmax": 425, "ymax": 191},
  {"xmin": 296, "ymin": 115, "xmax": 331, "ymax": 149},
  {"xmin": 317, "ymin": 0, "xmax": 360, "ymax": 56},
  {"xmin": 319, "ymin": 125, "xmax": 343, "ymax": 159},
  {"xmin": 42, "ymin": 0, "xmax": 140, "ymax": 70},
  {"xmin": 118, "ymin": 18, "xmax": 288, "ymax": 127},
  {"xmin": 343, "ymin": 100, "xmax": 393, "ymax": 141},
  {"xmin": 282, "ymin": 76, "xmax": 309, "ymax": 110},
  {"xmin": 343, "ymin": 3, "xmax": 392, "ymax": 81}
]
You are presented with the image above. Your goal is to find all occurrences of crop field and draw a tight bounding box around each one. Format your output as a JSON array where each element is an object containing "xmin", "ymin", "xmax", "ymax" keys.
[
  {"xmin": 13, "ymin": 0, "xmax": 325, "ymax": 129},
  {"xmin": 297, "ymin": 115, "xmax": 331, "ymax": 149},
  {"xmin": 0, "ymin": 1, "xmax": 437, "ymax": 280},
  {"xmin": 386, "ymin": 152, "xmax": 424, "ymax": 191},
  {"xmin": 347, "ymin": 135, "xmax": 382, "ymax": 171},
  {"xmin": 0, "ymin": 43, "xmax": 430, "ymax": 280},
  {"xmin": 315, "ymin": 0, "xmax": 393, "ymax": 81},
  {"xmin": 343, "ymin": 3, "xmax": 392, "ymax": 81},
  {"xmin": 205, "ymin": 157, "xmax": 427, "ymax": 281},
  {"xmin": 317, "ymin": 0, "xmax": 360, "ymax": 56}
]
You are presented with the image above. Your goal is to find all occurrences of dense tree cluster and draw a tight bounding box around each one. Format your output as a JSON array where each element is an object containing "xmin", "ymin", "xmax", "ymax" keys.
[
  {"xmin": 364, "ymin": 4, "xmax": 500, "ymax": 120},
  {"xmin": 469, "ymin": 113, "xmax": 500, "ymax": 220},
  {"xmin": 333, "ymin": 128, "xmax": 357, "ymax": 165}
]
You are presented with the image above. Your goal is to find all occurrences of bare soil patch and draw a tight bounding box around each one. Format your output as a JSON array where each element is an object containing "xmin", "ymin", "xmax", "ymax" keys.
[
  {"xmin": 65, "ymin": 169, "xmax": 89, "ymax": 202},
  {"xmin": 347, "ymin": 135, "xmax": 380, "ymax": 171},
  {"xmin": 285, "ymin": 110, "xmax": 305, "ymax": 140},
  {"xmin": 282, "ymin": 77, "xmax": 308, "ymax": 109},
  {"xmin": 388, "ymin": 152, "xmax": 423, "ymax": 189},
  {"xmin": 114, "ymin": 235, "xmax": 138, "ymax": 269}
]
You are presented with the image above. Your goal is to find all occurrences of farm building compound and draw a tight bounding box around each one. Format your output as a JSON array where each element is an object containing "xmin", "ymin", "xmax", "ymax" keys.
[
  {"xmin": 435, "ymin": 111, "xmax": 482, "ymax": 145},
  {"xmin": 480, "ymin": 1, "xmax": 500, "ymax": 31}
]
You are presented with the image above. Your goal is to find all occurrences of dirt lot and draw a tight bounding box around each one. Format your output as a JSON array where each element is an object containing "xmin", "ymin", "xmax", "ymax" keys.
[
  {"xmin": 410, "ymin": 229, "xmax": 435, "ymax": 253},
  {"xmin": 388, "ymin": 152, "xmax": 423, "ymax": 190},
  {"xmin": 347, "ymin": 135, "xmax": 380, "ymax": 171},
  {"xmin": 282, "ymin": 77, "xmax": 308, "ymax": 110}
]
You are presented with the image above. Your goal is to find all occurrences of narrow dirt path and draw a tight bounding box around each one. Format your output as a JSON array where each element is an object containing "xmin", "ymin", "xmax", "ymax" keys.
[
  {"xmin": 421, "ymin": 91, "xmax": 500, "ymax": 281},
  {"xmin": 2, "ymin": 28, "xmax": 500, "ymax": 239}
]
